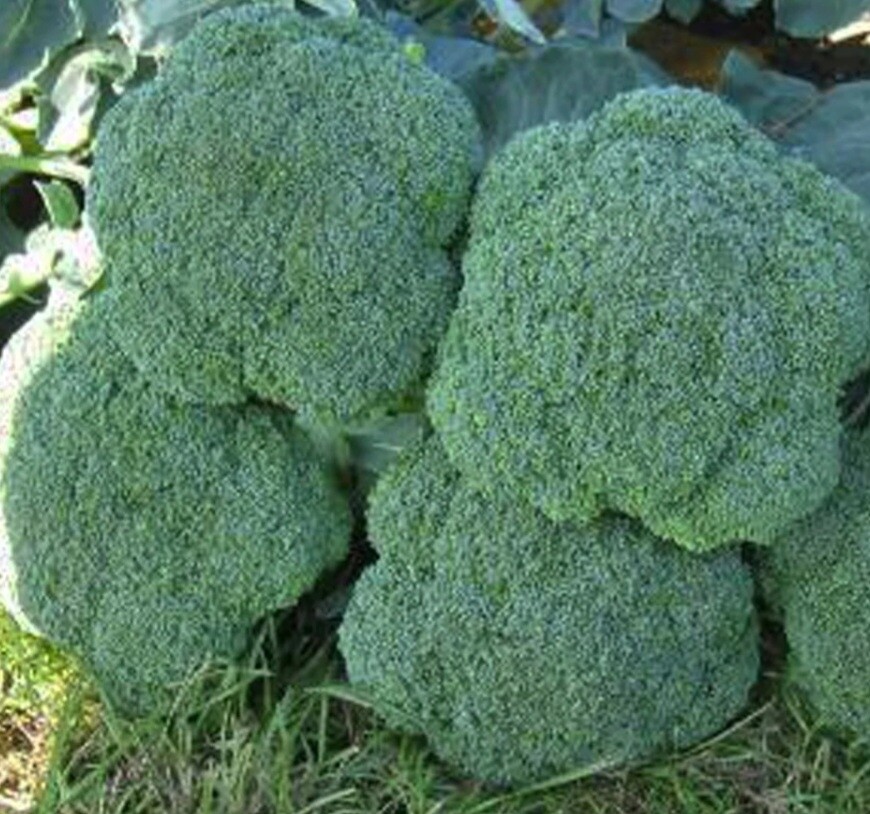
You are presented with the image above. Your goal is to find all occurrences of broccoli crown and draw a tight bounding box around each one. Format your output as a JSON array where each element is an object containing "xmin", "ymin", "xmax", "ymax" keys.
[
  {"xmin": 765, "ymin": 429, "xmax": 870, "ymax": 737},
  {"xmin": 0, "ymin": 294, "xmax": 351, "ymax": 712},
  {"xmin": 339, "ymin": 437, "xmax": 759, "ymax": 785},
  {"xmin": 87, "ymin": 5, "xmax": 481, "ymax": 426},
  {"xmin": 427, "ymin": 87, "xmax": 870, "ymax": 551}
]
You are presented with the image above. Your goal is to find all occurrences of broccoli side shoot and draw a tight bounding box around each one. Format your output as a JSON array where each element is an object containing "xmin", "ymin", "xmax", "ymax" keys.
[
  {"xmin": 87, "ymin": 5, "xmax": 482, "ymax": 427},
  {"xmin": 764, "ymin": 429, "xmax": 870, "ymax": 737},
  {"xmin": 0, "ymin": 293, "xmax": 351, "ymax": 713},
  {"xmin": 339, "ymin": 437, "xmax": 759, "ymax": 786},
  {"xmin": 428, "ymin": 87, "xmax": 870, "ymax": 551}
]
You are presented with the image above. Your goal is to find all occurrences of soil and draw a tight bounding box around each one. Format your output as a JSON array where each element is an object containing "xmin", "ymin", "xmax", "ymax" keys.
[{"xmin": 632, "ymin": 0, "xmax": 870, "ymax": 88}]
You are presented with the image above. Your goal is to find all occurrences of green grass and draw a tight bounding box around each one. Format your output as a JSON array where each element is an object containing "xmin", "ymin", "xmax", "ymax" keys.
[
  {"xmin": 0, "ymin": 599, "xmax": 864, "ymax": 814},
  {"xmin": 0, "ymin": 609, "xmax": 82, "ymax": 811}
]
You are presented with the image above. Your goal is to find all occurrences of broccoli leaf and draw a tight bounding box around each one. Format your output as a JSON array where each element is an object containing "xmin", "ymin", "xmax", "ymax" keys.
[
  {"xmin": 459, "ymin": 40, "xmax": 668, "ymax": 156},
  {"xmin": 80, "ymin": 0, "xmax": 121, "ymax": 37},
  {"xmin": 480, "ymin": 0, "xmax": 546, "ymax": 43},
  {"xmin": 117, "ymin": 0, "xmax": 242, "ymax": 55},
  {"xmin": 664, "ymin": 0, "xmax": 702, "ymax": 21},
  {"xmin": 0, "ymin": 154, "xmax": 89, "ymax": 186},
  {"xmin": 117, "ymin": 0, "xmax": 356, "ymax": 56},
  {"xmin": 720, "ymin": 0, "xmax": 760, "ymax": 13},
  {"xmin": 666, "ymin": 0, "xmax": 870, "ymax": 34},
  {"xmin": 0, "ymin": 0, "xmax": 80, "ymax": 90},
  {"xmin": 0, "ymin": 0, "xmax": 119, "ymax": 91},
  {"xmin": 719, "ymin": 50, "xmax": 817, "ymax": 126},
  {"xmin": 346, "ymin": 412, "xmax": 429, "ymax": 475},
  {"xmin": 721, "ymin": 50, "xmax": 870, "ymax": 206},
  {"xmin": 606, "ymin": 0, "xmax": 662, "ymax": 23},
  {"xmin": 562, "ymin": 0, "xmax": 606, "ymax": 36},
  {"xmin": 35, "ymin": 39, "xmax": 135, "ymax": 152},
  {"xmin": 386, "ymin": 13, "xmax": 500, "ymax": 79},
  {"xmin": 774, "ymin": 0, "xmax": 870, "ymax": 38},
  {"xmin": 35, "ymin": 181, "xmax": 79, "ymax": 229}
]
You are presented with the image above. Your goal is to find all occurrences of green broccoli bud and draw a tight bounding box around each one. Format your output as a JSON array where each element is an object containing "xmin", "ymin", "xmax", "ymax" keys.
[
  {"xmin": 339, "ymin": 437, "xmax": 759, "ymax": 785},
  {"xmin": 87, "ymin": 5, "xmax": 481, "ymax": 427},
  {"xmin": 0, "ymin": 292, "xmax": 351, "ymax": 713},
  {"xmin": 763, "ymin": 428, "xmax": 870, "ymax": 737},
  {"xmin": 428, "ymin": 87, "xmax": 870, "ymax": 551}
]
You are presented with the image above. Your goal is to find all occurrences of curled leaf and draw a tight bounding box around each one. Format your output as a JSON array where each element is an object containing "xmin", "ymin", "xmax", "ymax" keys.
[
  {"xmin": 35, "ymin": 180, "xmax": 80, "ymax": 229},
  {"xmin": 479, "ymin": 0, "xmax": 547, "ymax": 43},
  {"xmin": 36, "ymin": 40, "xmax": 136, "ymax": 153},
  {"xmin": 0, "ymin": 0, "xmax": 79, "ymax": 89}
]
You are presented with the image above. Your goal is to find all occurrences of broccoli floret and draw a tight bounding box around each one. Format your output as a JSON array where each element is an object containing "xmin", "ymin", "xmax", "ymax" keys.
[
  {"xmin": 428, "ymin": 87, "xmax": 870, "ymax": 551},
  {"xmin": 0, "ymin": 293, "xmax": 351, "ymax": 712},
  {"xmin": 763, "ymin": 429, "xmax": 870, "ymax": 737},
  {"xmin": 339, "ymin": 437, "xmax": 759, "ymax": 785},
  {"xmin": 86, "ymin": 5, "xmax": 481, "ymax": 427}
]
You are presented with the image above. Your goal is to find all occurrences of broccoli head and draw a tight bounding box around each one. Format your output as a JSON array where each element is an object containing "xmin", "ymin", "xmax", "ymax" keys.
[
  {"xmin": 339, "ymin": 437, "xmax": 759, "ymax": 785},
  {"xmin": 764, "ymin": 429, "xmax": 870, "ymax": 737},
  {"xmin": 0, "ymin": 292, "xmax": 351, "ymax": 712},
  {"xmin": 428, "ymin": 87, "xmax": 870, "ymax": 551},
  {"xmin": 87, "ymin": 5, "xmax": 481, "ymax": 426}
]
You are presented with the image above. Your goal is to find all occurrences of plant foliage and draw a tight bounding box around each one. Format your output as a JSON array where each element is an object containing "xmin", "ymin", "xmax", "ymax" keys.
[
  {"xmin": 645, "ymin": 0, "xmax": 870, "ymax": 36},
  {"xmin": 721, "ymin": 50, "xmax": 870, "ymax": 208}
]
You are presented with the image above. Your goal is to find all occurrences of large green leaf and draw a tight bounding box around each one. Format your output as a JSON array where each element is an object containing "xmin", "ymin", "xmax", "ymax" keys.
[
  {"xmin": 386, "ymin": 13, "xmax": 500, "ymax": 80},
  {"xmin": 547, "ymin": 0, "xmax": 661, "ymax": 34},
  {"xmin": 665, "ymin": 0, "xmax": 870, "ymax": 34},
  {"xmin": 116, "ymin": 0, "xmax": 346, "ymax": 56},
  {"xmin": 117, "ymin": 0, "xmax": 242, "ymax": 55},
  {"xmin": 0, "ymin": 0, "xmax": 121, "ymax": 91},
  {"xmin": 36, "ymin": 39, "xmax": 135, "ymax": 152},
  {"xmin": 774, "ymin": 0, "xmax": 870, "ymax": 37},
  {"xmin": 719, "ymin": 0, "xmax": 760, "ymax": 13},
  {"xmin": 664, "ymin": 0, "xmax": 702, "ymax": 21},
  {"xmin": 561, "ymin": 0, "xmax": 606, "ymax": 36},
  {"xmin": 388, "ymin": 15, "xmax": 663, "ymax": 157},
  {"xmin": 0, "ymin": 0, "xmax": 80, "ymax": 89},
  {"xmin": 35, "ymin": 180, "xmax": 80, "ymax": 229},
  {"xmin": 79, "ymin": 0, "xmax": 120, "ymax": 36},
  {"xmin": 606, "ymin": 0, "xmax": 662, "ymax": 23},
  {"xmin": 458, "ymin": 40, "xmax": 668, "ymax": 157},
  {"xmin": 721, "ymin": 50, "xmax": 870, "ymax": 206},
  {"xmin": 718, "ymin": 50, "xmax": 816, "ymax": 125}
]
